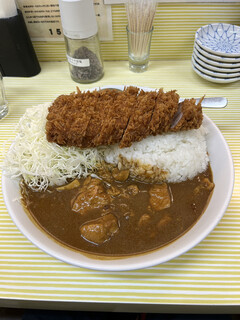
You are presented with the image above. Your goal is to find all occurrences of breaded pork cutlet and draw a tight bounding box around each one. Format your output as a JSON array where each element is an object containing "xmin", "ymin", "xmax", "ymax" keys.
[
  {"xmin": 46, "ymin": 87, "xmax": 203, "ymax": 149},
  {"xmin": 119, "ymin": 90, "xmax": 157, "ymax": 148},
  {"xmin": 80, "ymin": 89, "xmax": 118, "ymax": 148},
  {"xmin": 46, "ymin": 91, "xmax": 88, "ymax": 146},
  {"xmin": 46, "ymin": 89, "xmax": 99, "ymax": 147},
  {"xmin": 171, "ymin": 98, "xmax": 203, "ymax": 132},
  {"xmin": 95, "ymin": 86, "xmax": 139, "ymax": 147},
  {"xmin": 149, "ymin": 89, "xmax": 179, "ymax": 136}
]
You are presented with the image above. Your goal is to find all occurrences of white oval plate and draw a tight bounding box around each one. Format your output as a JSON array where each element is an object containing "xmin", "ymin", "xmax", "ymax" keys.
[
  {"xmin": 195, "ymin": 23, "xmax": 240, "ymax": 57},
  {"xmin": 194, "ymin": 42, "xmax": 240, "ymax": 63},
  {"xmin": 2, "ymin": 86, "xmax": 234, "ymax": 271},
  {"xmin": 192, "ymin": 56, "xmax": 240, "ymax": 78},
  {"xmin": 193, "ymin": 51, "xmax": 240, "ymax": 73},
  {"xmin": 194, "ymin": 46, "xmax": 240, "ymax": 68},
  {"xmin": 192, "ymin": 62, "xmax": 240, "ymax": 84}
]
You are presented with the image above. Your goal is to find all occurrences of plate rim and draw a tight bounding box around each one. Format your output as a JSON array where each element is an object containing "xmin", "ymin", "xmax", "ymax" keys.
[
  {"xmin": 1, "ymin": 86, "xmax": 235, "ymax": 271},
  {"xmin": 193, "ymin": 51, "xmax": 240, "ymax": 73},
  {"xmin": 194, "ymin": 42, "xmax": 240, "ymax": 63},
  {"xmin": 195, "ymin": 23, "xmax": 240, "ymax": 58},
  {"xmin": 192, "ymin": 61, "xmax": 240, "ymax": 83},
  {"xmin": 192, "ymin": 56, "xmax": 240, "ymax": 78}
]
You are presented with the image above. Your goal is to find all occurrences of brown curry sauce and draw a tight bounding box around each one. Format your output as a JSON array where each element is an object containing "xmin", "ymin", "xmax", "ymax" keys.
[{"xmin": 21, "ymin": 166, "xmax": 214, "ymax": 256}]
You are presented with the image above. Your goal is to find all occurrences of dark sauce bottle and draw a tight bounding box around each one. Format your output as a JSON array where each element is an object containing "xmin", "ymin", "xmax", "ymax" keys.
[{"xmin": 0, "ymin": 1, "xmax": 40, "ymax": 77}]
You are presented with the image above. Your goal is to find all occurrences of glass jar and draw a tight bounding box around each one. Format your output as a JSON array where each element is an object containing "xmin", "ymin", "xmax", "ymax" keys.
[
  {"xmin": 0, "ymin": 72, "xmax": 8, "ymax": 119},
  {"xmin": 65, "ymin": 33, "xmax": 104, "ymax": 84}
]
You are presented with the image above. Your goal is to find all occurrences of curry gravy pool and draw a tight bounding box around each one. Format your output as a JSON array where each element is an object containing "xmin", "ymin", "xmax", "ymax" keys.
[{"xmin": 20, "ymin": 166, "xmax": 214, "ymax": 256}]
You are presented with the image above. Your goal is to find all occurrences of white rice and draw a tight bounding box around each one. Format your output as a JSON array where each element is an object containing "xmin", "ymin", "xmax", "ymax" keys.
[
  {"xmin": 1, "ymin": 101, "xmax": 209, "ymax": 188},
  {"xmin": 103, "ymin": 125, "xmax": 209, "ymax": 183}
]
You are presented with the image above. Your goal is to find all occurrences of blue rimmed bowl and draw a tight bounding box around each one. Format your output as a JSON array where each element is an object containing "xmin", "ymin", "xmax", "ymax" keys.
[{"xmin": 195, "ymin": 23, "xmax": 240, "ymax": 58}]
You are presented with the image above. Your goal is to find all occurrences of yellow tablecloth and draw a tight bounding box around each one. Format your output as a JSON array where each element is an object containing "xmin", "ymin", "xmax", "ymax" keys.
[{"xmin": 0, "ymin": 61, "xmax": 239, "ymax": 309}]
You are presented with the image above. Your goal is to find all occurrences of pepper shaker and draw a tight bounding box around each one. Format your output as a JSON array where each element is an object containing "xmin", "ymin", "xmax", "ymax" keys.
[{"xmin": 59, "ymin": 0, "xmax": 104, "ymax": 84}]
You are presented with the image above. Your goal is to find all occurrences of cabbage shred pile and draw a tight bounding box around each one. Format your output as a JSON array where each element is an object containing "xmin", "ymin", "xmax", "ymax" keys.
[{"xmin": 2, "ymin": 103, "xmax": 103, "ymax": 191}]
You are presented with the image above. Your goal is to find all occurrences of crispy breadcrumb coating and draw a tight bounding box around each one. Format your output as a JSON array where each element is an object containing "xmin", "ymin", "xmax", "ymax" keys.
[{"xmin": 46, "ymin": 87, "xmax": 203, "ymax": 149}]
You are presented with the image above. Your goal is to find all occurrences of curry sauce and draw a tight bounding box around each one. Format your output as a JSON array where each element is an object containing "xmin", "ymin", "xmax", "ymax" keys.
[{"xmin": 21, "ymin": 165, "xmax": 214, "ymax": 256}]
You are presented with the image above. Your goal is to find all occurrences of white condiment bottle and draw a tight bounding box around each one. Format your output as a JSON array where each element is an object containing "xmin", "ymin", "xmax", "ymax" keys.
[
  {"xmin": 58, "ymin": 0, "xmax": 104, "ymax": 83},
  {"xmin": 0, "ymin": 0, "xmax": 17, "ymax": 18}
]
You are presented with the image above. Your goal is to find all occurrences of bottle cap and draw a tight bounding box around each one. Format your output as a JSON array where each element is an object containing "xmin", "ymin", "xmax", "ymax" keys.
[
  {"xmin": 59, "ymin": 0, "xmax": 98, "ymax": 39},
  {"xmin": 0, "ymin": 0, "xmax": 18, "ymax": 18}
]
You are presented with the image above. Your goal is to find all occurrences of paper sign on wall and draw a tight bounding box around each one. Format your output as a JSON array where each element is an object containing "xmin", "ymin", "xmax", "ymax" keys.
[{"xmin": 17, "ymin": 0, "xmax": 113, "ymax": 41}]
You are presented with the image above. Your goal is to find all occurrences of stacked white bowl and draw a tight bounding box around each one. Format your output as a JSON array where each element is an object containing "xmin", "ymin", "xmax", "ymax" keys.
[{"xmin": 192, "ymin": 23, "xmax": 240, "ymax": 83}]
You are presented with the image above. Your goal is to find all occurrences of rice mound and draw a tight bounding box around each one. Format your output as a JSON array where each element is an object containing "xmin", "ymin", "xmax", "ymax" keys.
[
  {"xmin": 103, "ymin": 125, "xmax": 209, "ymax": 183},
  {"xmin": 1, "ymin": 101, "xmax": 209, "ymax": 189}
]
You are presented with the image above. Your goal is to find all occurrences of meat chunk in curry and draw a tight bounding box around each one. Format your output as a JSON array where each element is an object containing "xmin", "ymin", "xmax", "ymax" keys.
[
  {"xmin": 112, "ymin": 168, "xmax": 129, "ymax": 182},
  {"xmin": 194, "ymin": 177, "xmax": 214, "ymax": 195},
  {"xmin": 157, "ymin": 213, "xmax": 172, "ymax": 230},
  {"xmin": 56, "ymin": 179, "xmax": 80, "ymax": 191},
  {"xmin": 80, "ymin": 214, "xmax": 119, "ymax": 245},
  {"xmin": 71, "ymin": 178, "xmax": 111, "ymax": 215},
  {"xmin": 138, "ymin": 213, "xmax": 151, "ymax": 227},
  {"xmin": 149, "ymin": 183, "xmax": 171, "ymax": 211}
]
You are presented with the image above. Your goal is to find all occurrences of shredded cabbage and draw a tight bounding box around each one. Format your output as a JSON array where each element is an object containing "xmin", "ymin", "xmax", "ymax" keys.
[{"xmin": 1, "ymin": 103, "xmax": 104, "ymax": 191}]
